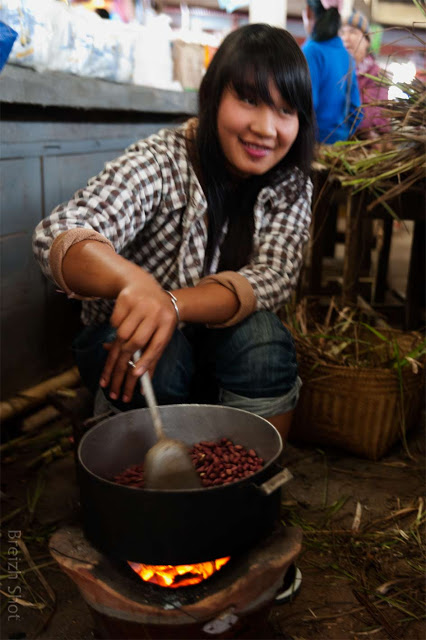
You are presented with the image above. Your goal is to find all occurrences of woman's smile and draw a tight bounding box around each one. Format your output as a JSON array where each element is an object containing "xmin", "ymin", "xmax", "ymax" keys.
[{"xmin": 240, "ymin": 139, "xmax": 274, "ymax": 158}]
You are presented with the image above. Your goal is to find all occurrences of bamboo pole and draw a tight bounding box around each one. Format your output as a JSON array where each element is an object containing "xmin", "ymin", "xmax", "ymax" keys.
[
  {"xmin": 0, "ymin": 422, "xmax": 71, "ymax": 454},
  {"xmin": 0, "ymin": 367, "xmax": 80, "ymax": 423},
  {"xmin": 22, "ymin": 406, "xmax": 61, "ymax": 433}
]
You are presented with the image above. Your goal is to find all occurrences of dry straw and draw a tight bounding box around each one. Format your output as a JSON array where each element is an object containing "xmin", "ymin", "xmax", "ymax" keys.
[
  {"xmin": 315, "ymin": 69, "xmax": 425, "ymax": 217},
  {"xmin": 286, "ymin": 299, "xmax": 425, "ymax": 460}
]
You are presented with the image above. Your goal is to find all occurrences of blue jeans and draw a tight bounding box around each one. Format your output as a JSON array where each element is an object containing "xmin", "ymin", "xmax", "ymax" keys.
[{"xmin": 72, "ymin": 311, "xmax": 301, "ymax": 417}]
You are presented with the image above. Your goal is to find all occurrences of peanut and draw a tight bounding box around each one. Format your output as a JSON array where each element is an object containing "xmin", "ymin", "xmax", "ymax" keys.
[{"xmin": 113, "ymin": 439, "xmax": 264, "ymax": 489}]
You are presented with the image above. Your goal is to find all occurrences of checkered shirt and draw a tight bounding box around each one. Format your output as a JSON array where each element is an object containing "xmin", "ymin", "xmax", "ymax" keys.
[{"xmin": 33, "ymin": 122, "xmax": 313, "ymax": 326}]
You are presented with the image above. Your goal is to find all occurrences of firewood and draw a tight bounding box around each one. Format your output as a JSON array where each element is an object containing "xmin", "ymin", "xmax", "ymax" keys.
[
  {"xmin": 0, "ymin": 367, "xmax": 80, "ymax": 423},
  {"xmin": 26, "ymin": 436, "xmax": 73, "ymax": 469},
  {"xmin": 22, "ymin": 406, "xmax": 61, "ymax": 433},
  {"xmin": 0, "ymin": 421, "xmax": 71, "ymax": 454}
]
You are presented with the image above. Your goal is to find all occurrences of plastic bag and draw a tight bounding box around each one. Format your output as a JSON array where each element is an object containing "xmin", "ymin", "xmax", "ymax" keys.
[
  {"xmin": 0, "ymin": 0, "xmax": 176, "ymax": 87},
  {"xmin": 0, "ymin": 20, "xmax": 17, "ymax": 71},
  {"xmin": 132, "ymin": 12, "xmax": 180, "ymax": 90},
  {"xmin": 0, "ymin": 0, "xmax": 53, "ymax": 71},
  {"xmin": 0, "ymin": 0, "xmax": 131, "ymax": 82}
]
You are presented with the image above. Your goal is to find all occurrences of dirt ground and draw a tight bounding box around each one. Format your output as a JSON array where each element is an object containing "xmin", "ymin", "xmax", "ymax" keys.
[{"xmin": 1, "ymin": 405, "xmax": 425, "ymax": 640}]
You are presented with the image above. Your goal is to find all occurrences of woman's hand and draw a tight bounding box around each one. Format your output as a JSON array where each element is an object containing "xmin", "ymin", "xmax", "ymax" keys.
[
  {"xmin": 61, "ymin": 240, "xmax": 179, "ymax": 403},
  {"xmin": 99, "ymin": 275, "xmax": 178, "ymax": 402}
]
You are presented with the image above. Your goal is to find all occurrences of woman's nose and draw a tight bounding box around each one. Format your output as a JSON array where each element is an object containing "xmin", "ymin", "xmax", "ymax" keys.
[{"xmin": 249, "ymin": 106, "xmax": 276, "ymax": 138}]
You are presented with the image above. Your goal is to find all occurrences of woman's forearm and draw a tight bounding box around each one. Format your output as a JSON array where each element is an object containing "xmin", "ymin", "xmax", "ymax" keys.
[
  {"xmin": 173, "ymin": 284, "xmax": 239, "ymax": 325},
  {"xmin": 61, "ymin": 240, "xmax": 153, "ymax": 298},
  {"xmin": 61, "ymin": 240, "xmax": 240, "ymax": 325}
]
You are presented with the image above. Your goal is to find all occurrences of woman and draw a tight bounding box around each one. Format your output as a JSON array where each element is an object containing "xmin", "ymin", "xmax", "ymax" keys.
[
  {"xmin": 302, "ymin": 0, "xmax": 362, "ymax": 142},
  {"xmin": 32, "ymin": 24, "xmax": 315, "ymax": 445},
  {"xmin": 340, "ymin": 11, "xmax": 389, "ymax": 138}
]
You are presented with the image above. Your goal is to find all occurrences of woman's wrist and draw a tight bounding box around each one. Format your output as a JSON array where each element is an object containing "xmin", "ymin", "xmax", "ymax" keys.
[
  {"xmin": 169, "ymin": 284, "xmax": 239, "ymax": 325},
  {"xmin": 163, "ymin": 290, "xmax": 181, "ymax": 323}
]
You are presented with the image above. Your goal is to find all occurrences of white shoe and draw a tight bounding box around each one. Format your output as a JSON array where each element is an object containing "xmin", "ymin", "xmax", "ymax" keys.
[{"xmin": 274, "ymin": 564, "xmax": 302, "ymax": 605}]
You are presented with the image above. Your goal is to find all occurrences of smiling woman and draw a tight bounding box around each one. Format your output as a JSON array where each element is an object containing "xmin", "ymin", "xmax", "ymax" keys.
[{"xmin": 32, "ymin": 23, "xmax": 315, "ymax": 447}]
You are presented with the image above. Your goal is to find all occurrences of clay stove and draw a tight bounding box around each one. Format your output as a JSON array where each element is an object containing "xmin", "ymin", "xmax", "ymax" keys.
[{"xmin": 50, "ymin": 524, "xmax": 301, "ymax": 640}]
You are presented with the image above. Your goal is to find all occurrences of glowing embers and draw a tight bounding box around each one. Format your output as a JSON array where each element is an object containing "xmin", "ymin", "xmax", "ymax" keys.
[{"xmin": 128, "ymin": 556, "xmax": 231, "ymax": 588}]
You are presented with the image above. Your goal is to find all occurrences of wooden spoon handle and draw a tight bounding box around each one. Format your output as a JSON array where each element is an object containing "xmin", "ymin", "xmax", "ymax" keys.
[
  {"xmin": 133, "ymin": 350, "xmax": 165, "ymax": 441},
  {"xmin": 140, "ymin": 371, "xmax": 165, "ymax": 441}
]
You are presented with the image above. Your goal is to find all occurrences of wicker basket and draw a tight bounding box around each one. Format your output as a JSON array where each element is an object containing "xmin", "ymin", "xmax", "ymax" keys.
[{"xmin": 292, "ymin": 330, "xmax": 425, "ymax": 460}]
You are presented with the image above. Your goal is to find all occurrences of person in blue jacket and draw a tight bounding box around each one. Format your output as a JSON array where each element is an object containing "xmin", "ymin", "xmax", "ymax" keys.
[{"xmin": 302, "ymin": 0, "xmax": 362, "ymax": 143}]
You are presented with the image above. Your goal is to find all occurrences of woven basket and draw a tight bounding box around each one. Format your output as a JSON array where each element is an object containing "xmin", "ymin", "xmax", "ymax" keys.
[{"xmin": 292, "ymin": 330, "xmax": 425, "ymax": 460}]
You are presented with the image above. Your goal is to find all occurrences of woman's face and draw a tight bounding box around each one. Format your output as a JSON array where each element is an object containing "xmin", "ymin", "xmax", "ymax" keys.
[
  {"xmin": 340, "ymin": 25, "xmax": 369, "ymax": 64},
  {"xmin": 217, "ymin": 80, "xmax": 299, "ymax": 178}
]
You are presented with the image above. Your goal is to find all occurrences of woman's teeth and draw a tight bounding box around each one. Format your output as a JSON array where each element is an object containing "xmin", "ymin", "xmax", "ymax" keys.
[{"xmin": 243, "ymin": 141, "xmax": 270, "ymax": 150}]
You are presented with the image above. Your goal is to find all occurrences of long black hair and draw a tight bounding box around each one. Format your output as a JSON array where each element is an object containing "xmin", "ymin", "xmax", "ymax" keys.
[
  {"xmin": 196, "ymin": 23, "xmax": 315, "ymax": 273},
  {"xmin": 307, "ymin": 0, "xmax": 341, "ymax": 42}
]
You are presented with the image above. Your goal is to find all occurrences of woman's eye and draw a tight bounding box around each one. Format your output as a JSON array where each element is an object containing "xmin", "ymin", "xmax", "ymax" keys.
[
  {"xmin": 279, "ymin": 106, "xmax": 294, "ymax": 116},
  {"xmin": 241, "ymin": 96, "xmax": 257, "ymax": 106}
]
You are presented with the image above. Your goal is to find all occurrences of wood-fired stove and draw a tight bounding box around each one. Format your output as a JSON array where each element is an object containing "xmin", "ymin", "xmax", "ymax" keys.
[{"xmin": 50, "ymin": 525, "xmax": 301, "ymax": 639}]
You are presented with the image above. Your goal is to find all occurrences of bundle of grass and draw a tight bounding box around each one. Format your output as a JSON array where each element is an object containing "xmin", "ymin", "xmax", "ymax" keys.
[
  {"xmin": 286, "ymin": 298, "xmax": 425, "ymax": 459},
  {"xmin": 315, "ymin": 74, "xmax": 425, "ymax": 216}
]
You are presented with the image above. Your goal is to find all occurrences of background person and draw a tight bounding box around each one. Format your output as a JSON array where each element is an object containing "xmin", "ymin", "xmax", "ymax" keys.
[
  {"xmin": 302, "ymin": 0, "xmax": 362, "ymax": 143},
  {"xmin": 340, "ymin": 11, "xmax": 389, "ymax": 138},
  {"xmin": 32, "ymin": 24, "xmax": 315, "ymax": 445}
]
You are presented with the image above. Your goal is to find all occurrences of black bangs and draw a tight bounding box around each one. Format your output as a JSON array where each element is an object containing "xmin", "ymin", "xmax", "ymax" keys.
[
  {"xmin": 229, "ymin": 64, "xmax": 276, "ymax": 107},
  {"xmin": 224, "ymin": 34, "xmax": 311, "ymax": 116}
]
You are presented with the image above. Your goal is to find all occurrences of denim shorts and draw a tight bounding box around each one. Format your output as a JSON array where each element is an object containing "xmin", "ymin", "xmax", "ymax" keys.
[{"xmin": 72, "ymin": 310, "xmax": 301, "ymax": 418}]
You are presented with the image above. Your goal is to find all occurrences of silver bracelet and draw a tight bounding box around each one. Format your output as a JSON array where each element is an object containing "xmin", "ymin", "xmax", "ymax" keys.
[{"xmin": 164, "ymin": 290, "xmax": 180, "ymax": 323}]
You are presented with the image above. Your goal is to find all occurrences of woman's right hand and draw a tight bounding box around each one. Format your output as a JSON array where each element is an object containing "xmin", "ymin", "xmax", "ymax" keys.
[
  {"xmin": 100, "ymin": 274, "xmax": 179, "ymax": 402},
  {"xmin": 61, "ymin": 240, "xmax": 179, "ymax": 402}
]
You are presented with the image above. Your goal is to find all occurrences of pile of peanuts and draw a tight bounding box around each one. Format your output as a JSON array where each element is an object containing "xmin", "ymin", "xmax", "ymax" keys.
[
  {"xmin": 113, "ymin": 463, "xmax": 145, "ymax": 487},
  {"xmin": 190, "ymin": 438, "xmax": 264, "ymax": 488},
  {"xmin": 112, "ymin": 438, "xmax": 264, "ymax": 489}
]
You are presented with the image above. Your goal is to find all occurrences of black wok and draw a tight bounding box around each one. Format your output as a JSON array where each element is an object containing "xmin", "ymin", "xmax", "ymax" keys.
[{"xmin": 77, "ymin": 404, "xmax": 291, "ymax": 564}]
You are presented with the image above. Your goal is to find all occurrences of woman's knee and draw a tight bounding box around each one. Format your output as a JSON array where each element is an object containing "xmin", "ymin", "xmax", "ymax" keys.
[
  {"xmin": 151, "ymin": 329, "xmax": 195, "ymax": 404},
  {"xmin": 212, "ymin": 311, "xmax": 298, "ymax": 398},
  {"xmin": 72, "ymin": 324, "xmax": 116, "ymax": 395}
]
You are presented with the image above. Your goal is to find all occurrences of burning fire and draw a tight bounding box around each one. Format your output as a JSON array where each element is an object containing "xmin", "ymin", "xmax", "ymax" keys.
[{"xmin": 128, "ymin": 556, "xmax": 230, "ymax": 588}]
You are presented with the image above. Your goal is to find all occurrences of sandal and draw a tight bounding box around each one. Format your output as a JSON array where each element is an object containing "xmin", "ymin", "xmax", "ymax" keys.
[{"xmin": 274, "ymin": 563, "xmax": 302, "ymax": 605}]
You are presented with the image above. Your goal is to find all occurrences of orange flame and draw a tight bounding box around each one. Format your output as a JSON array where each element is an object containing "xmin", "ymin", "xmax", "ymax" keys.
[{"xmin": 128, "ymin": 556, "xmax": 230, "ymax": 588}]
